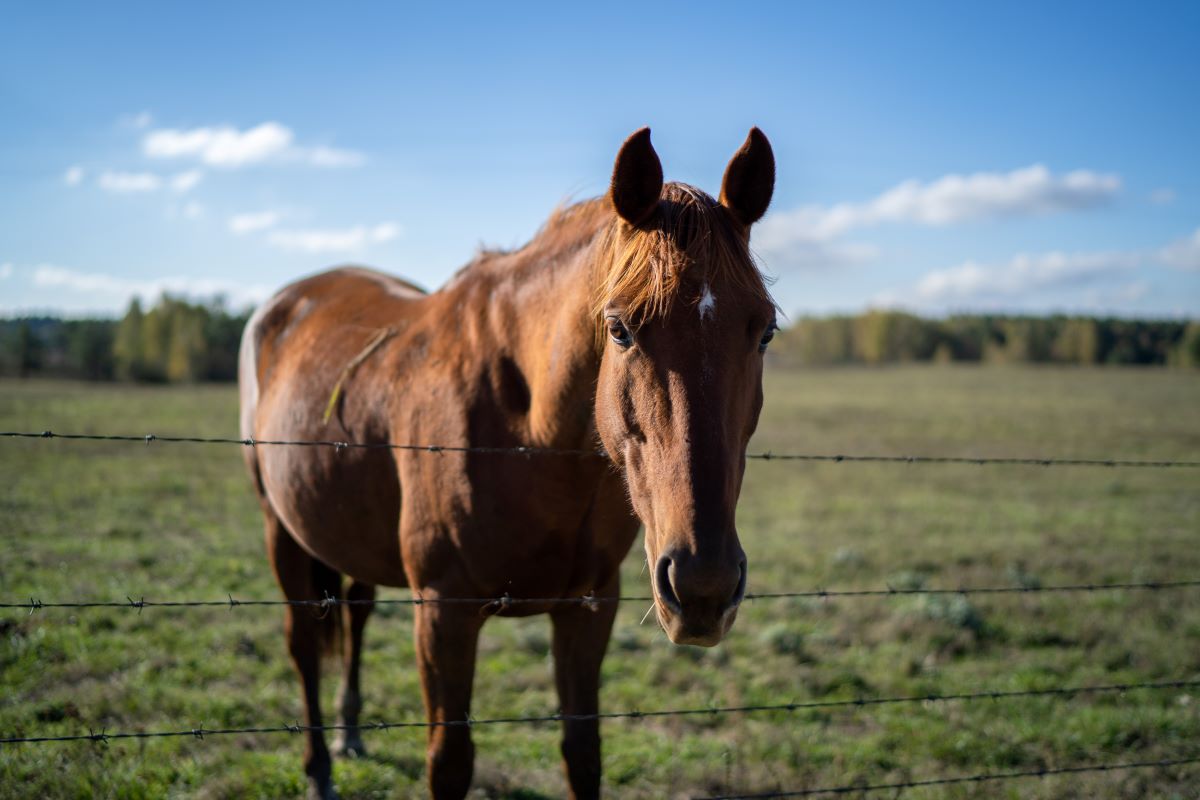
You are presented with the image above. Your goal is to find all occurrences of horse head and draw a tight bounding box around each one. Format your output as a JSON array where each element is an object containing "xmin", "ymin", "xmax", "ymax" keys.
[{"xmin": 593, "ymin": 127, "xmax": 776, "ymax": 646}]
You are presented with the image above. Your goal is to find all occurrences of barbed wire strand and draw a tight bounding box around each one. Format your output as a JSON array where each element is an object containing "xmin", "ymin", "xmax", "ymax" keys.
[
  {"xmin": 4, "ymin": 579, "xmax": 1199, "ymax": 614},
  {"xmin": 2, "ymin": 678, "xmax": 1195, "ymax": 745},
  {"xmin": 3, "ymin": 430, "xmax": 1197, "ymax": 468},
  {"xmin": 694, "ymin": 755, "xmax": 1200, "ymax": 799}
]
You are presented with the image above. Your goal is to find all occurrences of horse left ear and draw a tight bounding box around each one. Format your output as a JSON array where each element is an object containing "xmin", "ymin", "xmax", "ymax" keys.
[
  {"xmin": 610, "ymin": 127, "xmax": 664, "ymax": 226},
  {"xmin": 720, "ymin": 127, "xmax": 775, "ymax": 227}
]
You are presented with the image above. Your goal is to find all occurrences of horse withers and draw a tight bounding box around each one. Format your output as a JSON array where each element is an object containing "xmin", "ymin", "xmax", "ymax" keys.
[{"xmin": 238, "ymin": 127, "xmax": 777, "ymax": 799}]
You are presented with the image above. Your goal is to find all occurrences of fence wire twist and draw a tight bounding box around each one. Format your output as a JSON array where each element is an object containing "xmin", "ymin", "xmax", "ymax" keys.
[
  {"xmin": 694, "ymin": 755, "xmax": 1200, "ymax": 799},
  {"xmin": 2, "ymin": 678, "xmax": 1195, "ymax": 745},
  {"xmin": 4, "ymin": 430, "xmax": 1198, "ymax": 467}
]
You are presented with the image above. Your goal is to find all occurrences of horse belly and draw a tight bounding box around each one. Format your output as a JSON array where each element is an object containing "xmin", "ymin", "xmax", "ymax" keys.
[{"xmin": 260, "ymin": 443, "xmax": 407, "ymax": 587}]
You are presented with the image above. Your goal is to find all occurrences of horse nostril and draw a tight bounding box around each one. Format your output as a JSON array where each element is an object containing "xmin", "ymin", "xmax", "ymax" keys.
[
  {"xmin": 654, "ymin": 555, "xmax": 682, "ymax": 615},
  {"xmin": 727, "ymin": 558, "xmax": 748, "ymax": 610}
]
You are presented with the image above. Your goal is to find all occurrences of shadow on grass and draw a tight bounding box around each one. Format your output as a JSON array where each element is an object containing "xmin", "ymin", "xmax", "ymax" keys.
[
  {"xmin": 493, "ymin": 789, "xmax": 558, "ymax": 800},
  {"xmin": 356, "ymin": 750, "xmax": 425, "ymax": 780}
]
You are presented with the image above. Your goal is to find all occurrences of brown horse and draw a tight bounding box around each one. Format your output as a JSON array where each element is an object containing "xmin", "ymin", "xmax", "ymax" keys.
[{"xmin": 238, "ymin": 127, "xmax": 777, "ymax": 799}]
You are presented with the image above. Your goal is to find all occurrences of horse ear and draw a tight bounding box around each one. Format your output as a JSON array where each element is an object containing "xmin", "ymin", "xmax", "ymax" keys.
[
  {"xmin": 720, "ymin": 127, "xmax": 775, "ymax": 227},
  {"xmin": 610, "ymin": 127, "xmax": 663, "ymax": 226}
]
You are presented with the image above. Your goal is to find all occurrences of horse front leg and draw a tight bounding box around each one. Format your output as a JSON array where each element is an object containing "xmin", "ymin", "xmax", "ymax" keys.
[
  {"xmin": 413, "ymin": 598, "xmax": 484, "ymax": 799},
  {"xmin": 550, "ymin": 575, "xmax": 620, "ymax": 800}
]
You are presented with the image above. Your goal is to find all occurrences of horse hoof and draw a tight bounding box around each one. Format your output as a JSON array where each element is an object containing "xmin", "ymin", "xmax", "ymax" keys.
[
  {"xmin": 306, "ymin": 778, "xmax": 339, "ymax": 800},
  {"xmin": 332, "ymin": 733, "xmax": 367, "ymax": 759}
]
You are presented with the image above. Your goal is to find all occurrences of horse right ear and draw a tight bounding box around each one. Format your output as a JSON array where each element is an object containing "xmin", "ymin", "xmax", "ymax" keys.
[{"xmin": 610, "ymin": 127, "xmax": 663, "ymax": 226}]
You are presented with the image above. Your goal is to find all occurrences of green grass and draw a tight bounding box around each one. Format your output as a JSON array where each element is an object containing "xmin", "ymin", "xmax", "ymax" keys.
[{"xmin": 2, "ymin": 365, "xmax": 1198, "ymax": 799}]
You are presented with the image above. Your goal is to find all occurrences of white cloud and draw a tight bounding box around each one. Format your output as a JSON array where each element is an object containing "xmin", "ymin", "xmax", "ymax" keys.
[
  {"xmin": 63, "ymin": 166, "xmax": 85, "ymax": 186},
  {"xmin": 98, "ymin": 171, "xmax": 162, "ymax": 193},
  {"xmin": 1150, "ymin": 187, "xmax": 1176, "ymax": 206},
  {"xmin": 370, "ymin": 222, "xmax": 401, "ymax": 241},
  {"xmin": 0, "ymin": 263, "xmax": 12, "ymax": 279},
  {"xmin": 27, "ymin": 263, "xmax": 270, "ymax": 309},
  {"xmin": 1087, "ymin": 281, "xmax": 1149, "ymax": 305},
  {"xmin": 165, "ymin": 201, "xmax": 206, "ymax": 221},
  {"xmin": 863, "ymin": 165, "xmax": 1119, "ymax": 227},
  {"xmin": 756, "ymin": 165, "xmax": 1121, "ymax": 272},
  {"xmin": 901, "ymin": 250, "xmax": 1141, "ymax": 307},
  {"xmin": 752, "ymin": 235, "xmax": 878, "ymax": 272},
  {"xmin": 96, "ymin": 169, "xmax": 202, "ymax": 194},
  {"xmin": 1159, "ymin": 227, "xmax": 1200, "ymax": 271},
  {"xmin": 869, "ymin": 249, "xmax": 1161, "ymax": 313},
  {"xmin": 229, "ymin": 211, "xmax": 282, "ymax": 234},
  {"xmin": 294, "ymin": 145, "xmax": 367, "ymax": 168},
  {"xmin": 142, "ymin": 121, "xmax": 365, "ymax": 169},
  {"xmin": 871, "ymin": 224, "xmax": 1200, "ymax": 313},
  {"xmin": 267, "ymin": 222, "xmax": 401, "ymax": 253},
  {"xmin": 120, "ymin": 111, "xmax": 154, "ymax": 129},
  {"xmin": 144, "ymin": 122, "xmax": 293, "ymax": 167},
  {"xmin": 802, "ymin": 166, "xmax": 1119, "ymax": 240},
  {"xmin": 170, "ymin": 169, "xmax": 204, "ymax": 193}
]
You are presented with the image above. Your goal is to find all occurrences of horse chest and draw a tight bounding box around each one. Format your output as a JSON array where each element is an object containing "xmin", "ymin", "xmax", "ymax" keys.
[{"xmin": 400, "ymin": 454, "xmax": 634, "ymax": 598}]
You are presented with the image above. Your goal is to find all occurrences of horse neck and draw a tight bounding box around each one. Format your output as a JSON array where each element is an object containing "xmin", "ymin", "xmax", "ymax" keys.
[{"xmin": 480, "ymin": 225, "xmax": 608, "ymax": 449}]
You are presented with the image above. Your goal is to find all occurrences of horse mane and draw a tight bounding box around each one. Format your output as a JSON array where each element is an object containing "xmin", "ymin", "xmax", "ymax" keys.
[
  {"xmin": 453, "ymin": 183, "xmax": 772, "ymax": 322},
  {"xmin": 591, "ymin": 183, "xmax": 773, "ymax": 321}
]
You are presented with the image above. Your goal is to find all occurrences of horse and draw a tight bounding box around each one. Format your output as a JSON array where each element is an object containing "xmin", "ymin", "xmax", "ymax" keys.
[{"xmin": 238, "ymin": 126, "xmax": 777, "ymax": 800}]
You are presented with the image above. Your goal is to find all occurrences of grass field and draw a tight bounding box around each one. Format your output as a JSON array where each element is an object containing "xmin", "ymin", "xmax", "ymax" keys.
[{"xmin": 2, "ymin": 365, "xmax": 1198, "ymax": 799}]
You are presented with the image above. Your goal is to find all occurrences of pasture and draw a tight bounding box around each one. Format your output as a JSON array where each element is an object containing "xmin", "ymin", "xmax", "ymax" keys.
[{"xmin": 1, "ymin": 364, "xmax": 1198, "ymax": 799}]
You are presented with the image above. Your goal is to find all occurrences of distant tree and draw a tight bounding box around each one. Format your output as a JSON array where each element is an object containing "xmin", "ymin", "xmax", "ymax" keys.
[
  {"xmin": 113, "ymin": 299, "xmax": 146, "ymax": 380},
  {"xmin": 139, "ymin": 298, "xmax": 172, "ymax": 382},
  {"xmin": 1170, "ymin": 322, "xmax": 1200, "ymax": 368},
  {"xmin": 852, "ymin": 311, "xmax": 938, "ymax": 363},
  {"xmin": 66, "ymin": 320, "xmax": 115, "ymax": 379},
  {"xmin": 15, "ymin": 321, "xmax": 43, "ymax": 377},
  {"xmin": 201, "ymin": 307, "xmax": 250, "ymax": 380},
  {"xmin": 165, "ymin": 304, "xmax": 208, "ymax": 382},
  {"xmin": 1052, "ymin": 318, "xmax": 1099, "ymax": 364},
  {"xmin": 779, "ymin": 316, "xmax": 855, "ymax": 365},
  {"xmin": 938, "ymin": 316, "xmax": 989, "ymax": 362},
  {"xmin": 103, "ymin": 294, "xmax": 251, "ymax": 382}
]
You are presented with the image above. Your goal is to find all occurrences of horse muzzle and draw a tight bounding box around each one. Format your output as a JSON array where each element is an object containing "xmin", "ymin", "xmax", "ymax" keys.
[{"xmin": 652, "ymin": 548, "xmax": 747, "ymax": 647}]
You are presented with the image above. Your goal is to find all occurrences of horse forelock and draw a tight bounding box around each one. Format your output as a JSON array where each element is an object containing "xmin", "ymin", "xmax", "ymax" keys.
[{"xmin": 591, "ymin": 183, "xmax": 773, "ymax": 323}]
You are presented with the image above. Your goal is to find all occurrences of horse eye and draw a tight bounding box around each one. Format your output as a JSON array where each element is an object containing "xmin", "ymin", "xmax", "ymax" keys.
[
  {"xmin": 758, "ymin": 324, "xmax": 777, "ymax": 353},
  {"xmin": 607, "ymin": 317, "xmax": 633, "ymax": 348}
]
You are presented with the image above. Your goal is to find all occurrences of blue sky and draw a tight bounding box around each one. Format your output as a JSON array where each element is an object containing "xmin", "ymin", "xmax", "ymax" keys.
[{"xmin": 1, "ymin": 1, "xmax": 1197, "ymax": 317}]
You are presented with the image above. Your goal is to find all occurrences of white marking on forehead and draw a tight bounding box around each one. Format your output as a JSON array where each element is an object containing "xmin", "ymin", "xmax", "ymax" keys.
[{"xmin": 698, "ymin": 283, "xmax": 716, "ymax": 321}]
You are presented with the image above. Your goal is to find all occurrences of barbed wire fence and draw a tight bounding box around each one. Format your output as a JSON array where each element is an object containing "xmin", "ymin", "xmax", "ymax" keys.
[
  {"xmin": 4, "ymin": 429, "xmax": 1200, "ymax": 467},
  {"xmin": 3, "ymin": 678, "xmax": 1197, "ymax": 745},
  {"xmin": 693, "ymin": 756, "xmax": 1200, "ymax": 800},
  {"xmin": 5, "ymin": 577, "xmax": 1200, "ymax": 615},
  {"xmin": 3, "ymin": 428, "xmax": 1199, "ymax": 796}
]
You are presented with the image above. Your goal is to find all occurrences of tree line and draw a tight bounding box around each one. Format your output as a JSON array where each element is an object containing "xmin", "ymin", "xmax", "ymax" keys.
[
  {"xmin": 773, "ymin": 311, "xmax": 1200, "ymax": 367},
  {"xmin": 0, "ymin": 296, "xmax": 250, "ymax": 381},
  {"xmin": 1, "ymin": 300, "xmax": 1198, "ymax": 381}
]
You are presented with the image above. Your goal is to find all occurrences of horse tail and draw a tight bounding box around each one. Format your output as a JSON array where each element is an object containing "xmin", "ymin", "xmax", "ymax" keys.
[{"xmin": 310, "ymin": 557, "xmax": 344, "ymax": 661}]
